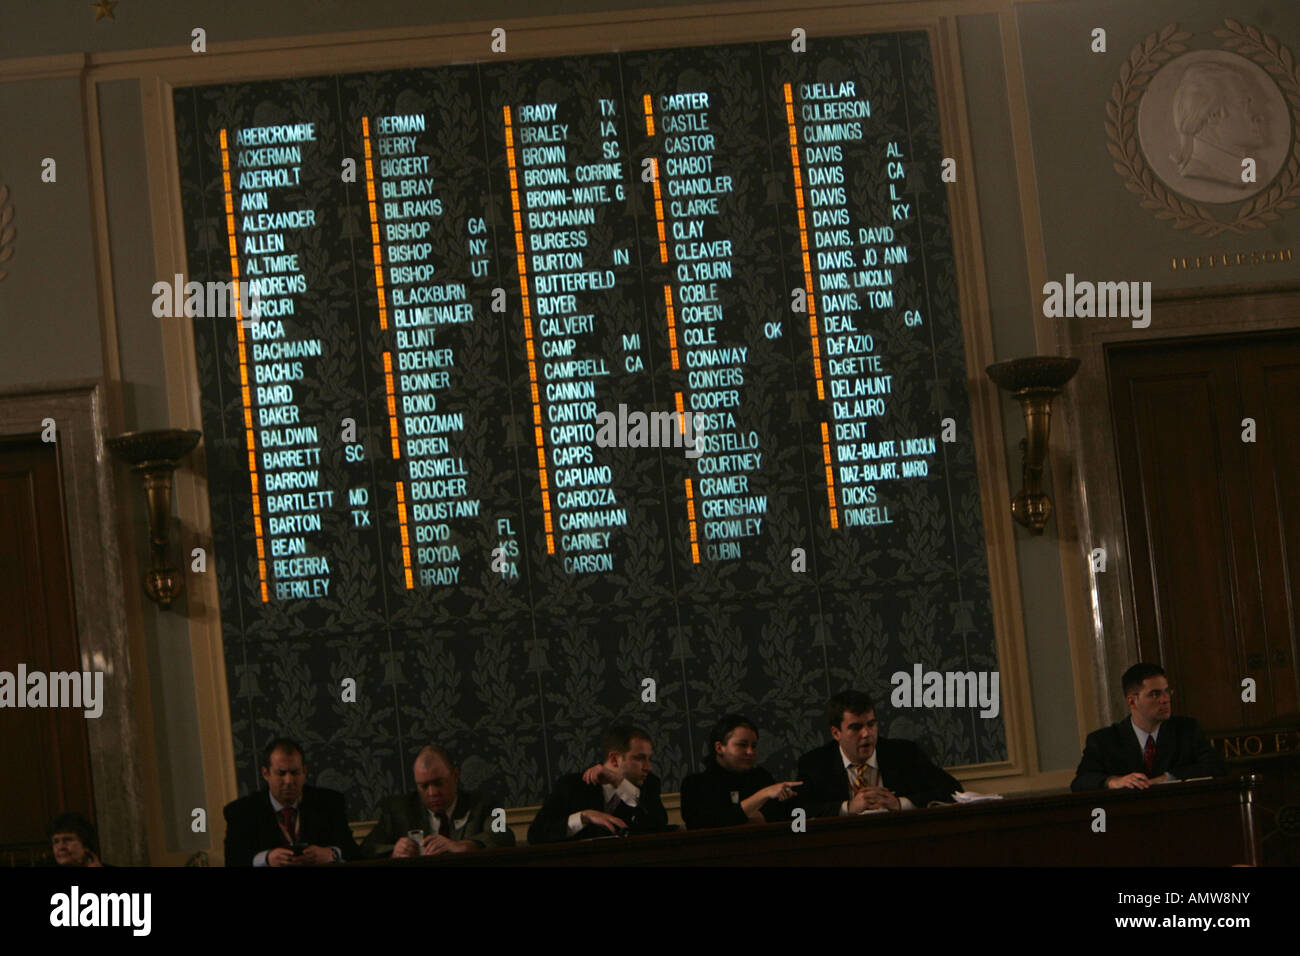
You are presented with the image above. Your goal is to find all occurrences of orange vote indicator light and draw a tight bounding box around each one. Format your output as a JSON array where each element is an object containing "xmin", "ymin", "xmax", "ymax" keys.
[
  {"xmin": 220, "ymin": 126, "xmax": 269, "ymax": 601},
  {"xmin": 684, "ymin": 478, "xmax": 700, "ymax": 564},
  {"xmin": 503, "ymin": 103, "xmax": 556, "ymax": 555},
  {"xmin": 783, "ymin": 84, "xmax": 838, "ymax": 530},
  {"xmin": 360, "ymin": 116, "xmax": 390, "ymax": 332}
]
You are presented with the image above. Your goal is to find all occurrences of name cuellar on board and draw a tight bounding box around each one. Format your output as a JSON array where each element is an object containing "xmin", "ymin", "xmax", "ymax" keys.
[{"xmin": 176, "ymin": 33, "xmax": 992, "ymax": 668}]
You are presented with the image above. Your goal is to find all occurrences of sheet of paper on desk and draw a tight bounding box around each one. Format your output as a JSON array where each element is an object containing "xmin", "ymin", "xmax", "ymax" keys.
[{"xmin": 953, "ymin": 791, "xmax": 1003, "ymax": 803}]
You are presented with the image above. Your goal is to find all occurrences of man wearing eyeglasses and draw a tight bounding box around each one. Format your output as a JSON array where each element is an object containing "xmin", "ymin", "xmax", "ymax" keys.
[{"xmin": 1071, "ymin": 662, "xmax": 1226, "ymax": 791}]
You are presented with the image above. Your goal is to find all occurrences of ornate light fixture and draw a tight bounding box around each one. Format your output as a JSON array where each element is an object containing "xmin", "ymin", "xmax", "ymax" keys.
[
  {"xmin": 985, "ymin": 356, "xmax": 1080, "ymax": 535},
  {"xmin": 107, "ymin": 429, "xmax": 202, "ymax": 608}
]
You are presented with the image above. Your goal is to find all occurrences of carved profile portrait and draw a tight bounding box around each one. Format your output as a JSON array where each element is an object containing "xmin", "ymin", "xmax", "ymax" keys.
[{"xmin": 1137, "ymin": 50, "xmax": 1290, "ymax": 204}]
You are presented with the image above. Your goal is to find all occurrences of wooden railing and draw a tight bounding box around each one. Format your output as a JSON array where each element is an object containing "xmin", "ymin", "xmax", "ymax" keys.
[{"xmin": 352, "ymin": 775, "xmax": 1261, "ymax": 867}]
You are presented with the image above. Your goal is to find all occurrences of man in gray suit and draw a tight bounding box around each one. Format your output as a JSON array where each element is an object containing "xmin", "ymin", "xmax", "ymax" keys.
[{"xmin": 361, "ymin": 744, "xmax": 514, "ymax": 858}]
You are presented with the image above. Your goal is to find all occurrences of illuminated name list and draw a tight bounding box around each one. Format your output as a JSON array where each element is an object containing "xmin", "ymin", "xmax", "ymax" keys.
[
  {"xmin": 366, "ymin": 112, "xmax": 482, "ymax": 588},
  {"xmin": 511, "ymin": 100, "xmax": 628, "ymax": 575},
  {"xmin": 648, "ymin": 92, "xmax": 766, "ymax": 562},
  {"xmin": 789, "ymin": 82, "xmax": 937, "ymax": 529},
  {"xmin": 180, "ymin": 32, "xmax": 1006, "ymax": 812},
  {"xmin": 227, "ymin": 123, "xmax": 333, "ymax": 600},
  {"xmin": 184, "ymin": 35, "xmax": 987, "ymax": 612}
]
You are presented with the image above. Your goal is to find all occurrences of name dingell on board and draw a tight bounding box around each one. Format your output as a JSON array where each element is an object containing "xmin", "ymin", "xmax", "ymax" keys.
[{"xmin": 168, "ymin": 31, "xmax": 1001, "ymax": 816}]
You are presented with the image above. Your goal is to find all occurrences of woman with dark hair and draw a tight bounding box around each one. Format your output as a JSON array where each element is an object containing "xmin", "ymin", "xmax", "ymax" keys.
[
  {"xmin": 680, "ymin": 715, "xmax": 801, "ymax": 829},
  {"xmin": 48, "ymin": 812, "xmax": 104, "ymax": 866}
]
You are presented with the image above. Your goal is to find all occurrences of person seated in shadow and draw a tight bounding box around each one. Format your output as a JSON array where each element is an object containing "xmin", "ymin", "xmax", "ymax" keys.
[
  {"xmin": 359, "ymin": 744, "xmax": 514, "ymax": 858},
  {"xmin": 527, "ymin": 724, "xmax": 669, "ymax": 843},
  {"xmin": 222, "ymin": 737, "xmax": 358, "ymax": 866},
  {"xmin": 680, "ymin": 714, "xmax": 801, "ymax": 829},
  {"xmin": 797, "ymin": 690, "xmax": 962, "ymax": 814},
  {"xmin": 49, "ymin": 812, "xmax": 106, "ymax": 867},
  {"xmin": 1071, "ymin": 663, "xmax": 1226, "ymax": 791}
]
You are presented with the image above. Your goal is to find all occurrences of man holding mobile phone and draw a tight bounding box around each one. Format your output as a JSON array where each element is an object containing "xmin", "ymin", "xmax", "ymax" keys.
[
  {"xmin": 223, "ymin": 738, "xmax": 358, "ymax": 866},
  {"xmin": 360, "ymin": 744, "xmax": 514, "ymax": 859}
]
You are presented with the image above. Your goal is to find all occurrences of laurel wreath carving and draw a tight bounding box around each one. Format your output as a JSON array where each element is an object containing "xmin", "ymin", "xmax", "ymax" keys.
[
  {"xmin": 0, "ymin": 183, "xmax": 13, "ymax": 282},
  {"xmin": 1106, "ymin": 20, "xmax": 1300, "ymax": 237}
]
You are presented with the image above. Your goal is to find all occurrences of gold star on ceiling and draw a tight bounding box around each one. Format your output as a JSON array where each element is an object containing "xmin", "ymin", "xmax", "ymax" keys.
[{"xmin": 91, "ymin": 0, "xmax": 118, "ymax": 21}]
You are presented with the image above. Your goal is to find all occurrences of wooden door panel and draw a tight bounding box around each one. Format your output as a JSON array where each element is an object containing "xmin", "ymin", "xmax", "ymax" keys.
[
  {"xmin": 1108, "ymin": 333, "xmax": 1300, "ymax": 735},
  {"xmin": 1240, "ymin": 348, "xmax": 1300, "ymax": 721},
  {"xmin": 1111, "ymin": 352, "xmax": 1245, "ymax": 731},
  {"xmin": 0, "ymin": 438, "xmax": 94, "ymax": 857}
]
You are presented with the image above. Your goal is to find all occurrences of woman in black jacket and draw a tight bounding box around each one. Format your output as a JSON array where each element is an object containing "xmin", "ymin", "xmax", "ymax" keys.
[{"xmin": 680, "ymin": 714, "xmax": 802, "ymax": 829}]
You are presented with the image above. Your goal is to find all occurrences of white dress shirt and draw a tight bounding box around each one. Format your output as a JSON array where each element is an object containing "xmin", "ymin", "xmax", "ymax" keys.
[
  {"xmin": 566, "ymin": 778, "xmax": 640, "ymax": 836},
  {"xmin": 1131, "ymin": 719, "xmax": 1172, "ymax": 780},
  {"xmin": 838, "ymin": 747, "xmax": 914, "ymax": 815},
  {"xmin": 1131, "ymin": 718, "xmax": 1160, "ymax": 753},
  {"xmin": 426, "ymin": 798, "xmax": 458, "ymax": 836}
]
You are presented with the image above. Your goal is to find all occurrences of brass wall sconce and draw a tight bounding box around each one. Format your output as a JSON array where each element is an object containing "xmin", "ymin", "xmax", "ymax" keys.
[
  {"xmin": 985, "ymin": 356, "xmax": 1080, "ymax": 535},
  {"xmin": 107, "ymin": 429, "xmax": 202, "ymax": 609}
]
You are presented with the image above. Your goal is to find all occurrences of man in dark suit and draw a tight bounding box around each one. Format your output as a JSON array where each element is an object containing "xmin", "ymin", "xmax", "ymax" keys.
[
  {"xmin": 528, "ymin": 725, "xmax": 669, "ymax": 843},
  {"xmin": 360, "ymin": 744, "xmax": 515, "ymax": 858},
  {"xmin": 796, "ymin": 691, "xmax": 961, "ymax": 816},
  {"xmin": 1071, "ymin": 662, "xmax": 1226, "ymax": 791},
  {"xmin": 222, "ymin": 738, "xmax": 358, "ymax": 866}
]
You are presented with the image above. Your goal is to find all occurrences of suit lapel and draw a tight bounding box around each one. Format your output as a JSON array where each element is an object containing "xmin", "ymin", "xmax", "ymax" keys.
[
  {"xmin": 451, "ymin": 789, "xmax": 473, "ymax": 838},
  {"xmin": 876, "ymin": 741, "xmax": 891, "ymax": 790},
  {"xmin": 263, "ymin": 793, "xmax": 284, "ymax": 847},
  {"xmin": 297, "ymin": 789, "xmax": 311, "ymax": 842},
  {"xmin": 1123, "ymin": 722, "xmax": 1144, "ymax": 773},
  {"xmin": 830, "ymin": 746, "xmax": 851, "ymax": 801},
  {"xmin": 405, "ymin": 792, "xmax": 426, "ymax": 832},
  {"xmin": 1126, "ymin": 720, "xmax": 1171, "ymax": 774},
  {"xmin": 1153, "ymin": 721, "xmax": 1175, "ymax": 775}
]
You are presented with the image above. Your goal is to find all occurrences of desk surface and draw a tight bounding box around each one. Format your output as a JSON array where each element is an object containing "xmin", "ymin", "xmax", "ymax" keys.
[{"xmin": 354, "ymin": 775, "xmax": 1260, "ymax": 866}]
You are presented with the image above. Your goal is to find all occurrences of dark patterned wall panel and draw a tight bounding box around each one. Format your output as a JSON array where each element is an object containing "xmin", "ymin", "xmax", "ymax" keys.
[{"xmin": 174, "ymin": 31, "xmax": 1005, "ymax": 817}]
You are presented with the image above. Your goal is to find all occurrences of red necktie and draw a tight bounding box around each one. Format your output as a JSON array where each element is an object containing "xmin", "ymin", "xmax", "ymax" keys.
[
  {"xmin": 1143, "ymin": 735, "xmax": 1156, "ymax": 775},
  {"xmin": 279, "ymin": 807, "xmax": 297, "ymax": 844},
  {"xmin": 435, "ymin": 811, "xmax": 450, "ymax": 836}
]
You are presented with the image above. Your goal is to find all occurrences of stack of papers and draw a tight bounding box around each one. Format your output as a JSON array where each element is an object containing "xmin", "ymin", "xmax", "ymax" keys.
[{"xmin": 952, "ymin": 791, "xmax": 1003, "ymax": 803}]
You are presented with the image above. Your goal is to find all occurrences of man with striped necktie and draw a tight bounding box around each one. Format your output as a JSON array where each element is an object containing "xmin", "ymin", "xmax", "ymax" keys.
[{"xmin": 796, "ymin": 691, "xmax": 962, "ymax": 816}]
